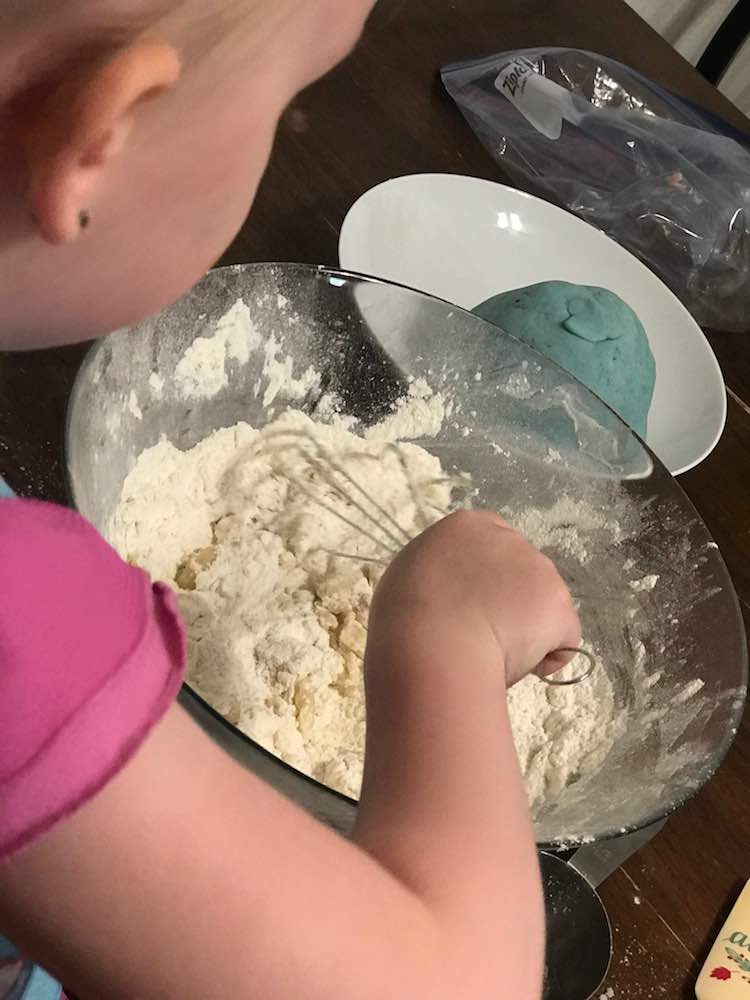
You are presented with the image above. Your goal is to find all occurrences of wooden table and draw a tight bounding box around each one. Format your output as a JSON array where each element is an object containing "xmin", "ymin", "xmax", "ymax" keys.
[{"xmin": 1, "ymin": 1, "xmax": 748, "ymax": 996}]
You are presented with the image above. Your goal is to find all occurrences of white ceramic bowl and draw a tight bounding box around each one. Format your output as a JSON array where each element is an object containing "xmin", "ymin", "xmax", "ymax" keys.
[{"xmin": 339, "ymin": 173, "xmax": 727, "ymax": 475}]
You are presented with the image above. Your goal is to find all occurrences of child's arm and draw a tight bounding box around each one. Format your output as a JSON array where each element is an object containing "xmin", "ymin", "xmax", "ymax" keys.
[{"xmin": 0, "ymin": 509, "xmax": 579, "ymax": 1000}]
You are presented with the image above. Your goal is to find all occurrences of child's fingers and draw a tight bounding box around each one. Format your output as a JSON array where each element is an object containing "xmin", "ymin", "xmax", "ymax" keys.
[
  {"xmin": 536, "ymin": 632, "xmax": 587, "ymax": 680},
  {"xmin": 535, "ymin": 609, "xmax": 583, "ymax": 678},
  {"xmin": 536, "ymin": 647, "xmax": 577, "ymax": 678}
]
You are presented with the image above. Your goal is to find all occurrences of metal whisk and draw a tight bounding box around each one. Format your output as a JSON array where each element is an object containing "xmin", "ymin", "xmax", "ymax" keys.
[{"xmin": 256, "ymin": 427, "xmax": 596, "ymax": 687}]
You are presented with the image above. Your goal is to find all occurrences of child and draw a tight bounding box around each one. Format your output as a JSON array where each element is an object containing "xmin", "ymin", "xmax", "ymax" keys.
[{"xmin": 0, "ymin": 2, "xmax": 582, "ymax": 998}]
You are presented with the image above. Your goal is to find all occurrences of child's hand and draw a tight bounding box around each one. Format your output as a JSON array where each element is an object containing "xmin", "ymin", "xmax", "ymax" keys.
[{"xmin": 370, "ymin": 510, "xmax": 581, "ymax": 686}]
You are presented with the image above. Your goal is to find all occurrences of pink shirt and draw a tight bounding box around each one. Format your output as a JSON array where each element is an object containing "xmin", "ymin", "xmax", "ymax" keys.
[{"xmin": 0, "ymin": 499, "xmax": 186, "ymax": 862}]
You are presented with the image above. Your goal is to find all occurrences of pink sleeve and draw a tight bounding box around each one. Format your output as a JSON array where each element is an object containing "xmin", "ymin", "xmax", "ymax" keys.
[{"xmin": 0, "ymin": 499, "xmax": 186, "ymax": 862}]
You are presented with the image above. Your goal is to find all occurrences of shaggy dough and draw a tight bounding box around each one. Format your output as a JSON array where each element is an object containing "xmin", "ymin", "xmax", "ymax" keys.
[{"xmin": 111, "ymin": 393, "xmax": 618, "ymax": 813}]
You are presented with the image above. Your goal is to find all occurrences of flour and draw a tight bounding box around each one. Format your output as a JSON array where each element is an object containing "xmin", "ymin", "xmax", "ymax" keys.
[
  {"xmin": 111, "ymin": 384, "xmax": 620, "ymax": 814},
  {"xmin": 148, "ymin": 372, "xmax": 165, "ymax": 399},
  {"xmin": 365, "ymin": 378, "xmax": 445, "ymax": 442},
  {"xmin": 262, "ymin": 334, "xmax": 320, "ymax": 407},
  {"xmin": 506, "ymin": 495, "xmax": 622, "ymax": 564},
  {"xmin": 173, "ymin": 299, "xmax": 261, "ymax": 399},
  {"xmin": 508, "ymin": 652, "xmax": 621, "ymax": 806},
  {"xmin": 127, "ymin": 390, "xmax": 142, "ymax": 421}
]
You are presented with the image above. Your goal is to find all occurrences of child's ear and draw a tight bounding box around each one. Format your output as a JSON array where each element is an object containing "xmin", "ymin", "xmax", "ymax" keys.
[{"xmin": 21, "ymin": 41, "xmax": 181, "ymax": 245}]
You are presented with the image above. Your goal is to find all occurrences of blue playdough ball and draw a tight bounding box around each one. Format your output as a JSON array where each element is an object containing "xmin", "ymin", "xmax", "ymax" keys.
[{"xmin": 473, "ymin": 281, "xmax": 656, "ymax": 438}]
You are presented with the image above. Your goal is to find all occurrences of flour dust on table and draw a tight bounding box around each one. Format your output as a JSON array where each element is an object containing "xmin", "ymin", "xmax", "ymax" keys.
[{"xmin": 110, "ymin": 374, "xmax": 623, "ymax": 815}]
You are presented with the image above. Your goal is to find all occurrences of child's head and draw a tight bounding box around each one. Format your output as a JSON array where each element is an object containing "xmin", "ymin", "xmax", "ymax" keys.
[{"xmin": 0, "ymin": 0, "xmax": 374, "ymax": 349}]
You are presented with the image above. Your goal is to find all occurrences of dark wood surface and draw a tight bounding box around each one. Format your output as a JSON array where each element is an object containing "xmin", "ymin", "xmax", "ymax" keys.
[{"xmin": 2, "ymin": 2, "xmax": 749, "ymax": 996}]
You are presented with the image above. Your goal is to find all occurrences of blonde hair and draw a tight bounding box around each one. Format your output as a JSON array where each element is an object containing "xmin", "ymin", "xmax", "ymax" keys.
[{"xmin": 3, "ymin": 0, "xmax": 265, "ymax": 95}]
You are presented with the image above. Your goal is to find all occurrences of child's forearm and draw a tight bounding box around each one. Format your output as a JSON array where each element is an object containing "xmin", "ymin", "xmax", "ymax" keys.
[
  {"xmin": 0, "ymin": 501, "xmax": 554, "ymax": 1000},
  {"xmin": 0, "ymin": 696, "xmax": 540, "ymax": 1000},
  {"xmin": 356, "ymin": 619, "xmax": 545, "ymax": 997},
  {"xmin": 0, "ymin": 625, "xmax": 545, "ymax": 1000}
]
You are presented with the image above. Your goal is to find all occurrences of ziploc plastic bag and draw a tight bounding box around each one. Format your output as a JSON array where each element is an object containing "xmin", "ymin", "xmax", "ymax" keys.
[{"xmin": 442, "ymin": 48, "xmax": 750, "ymax": 332}]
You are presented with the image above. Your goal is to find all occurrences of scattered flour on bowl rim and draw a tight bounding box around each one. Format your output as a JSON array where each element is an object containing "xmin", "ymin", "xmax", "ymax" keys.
[{"xmin": 111, "ymin": 374, "xmax": 623, "ymax": 813}]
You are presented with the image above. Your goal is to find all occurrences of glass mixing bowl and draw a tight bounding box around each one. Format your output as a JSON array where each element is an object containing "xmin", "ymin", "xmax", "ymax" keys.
[{"xmin": 66, "ymin": 263, "xmax": 747, "ymax": 847}]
